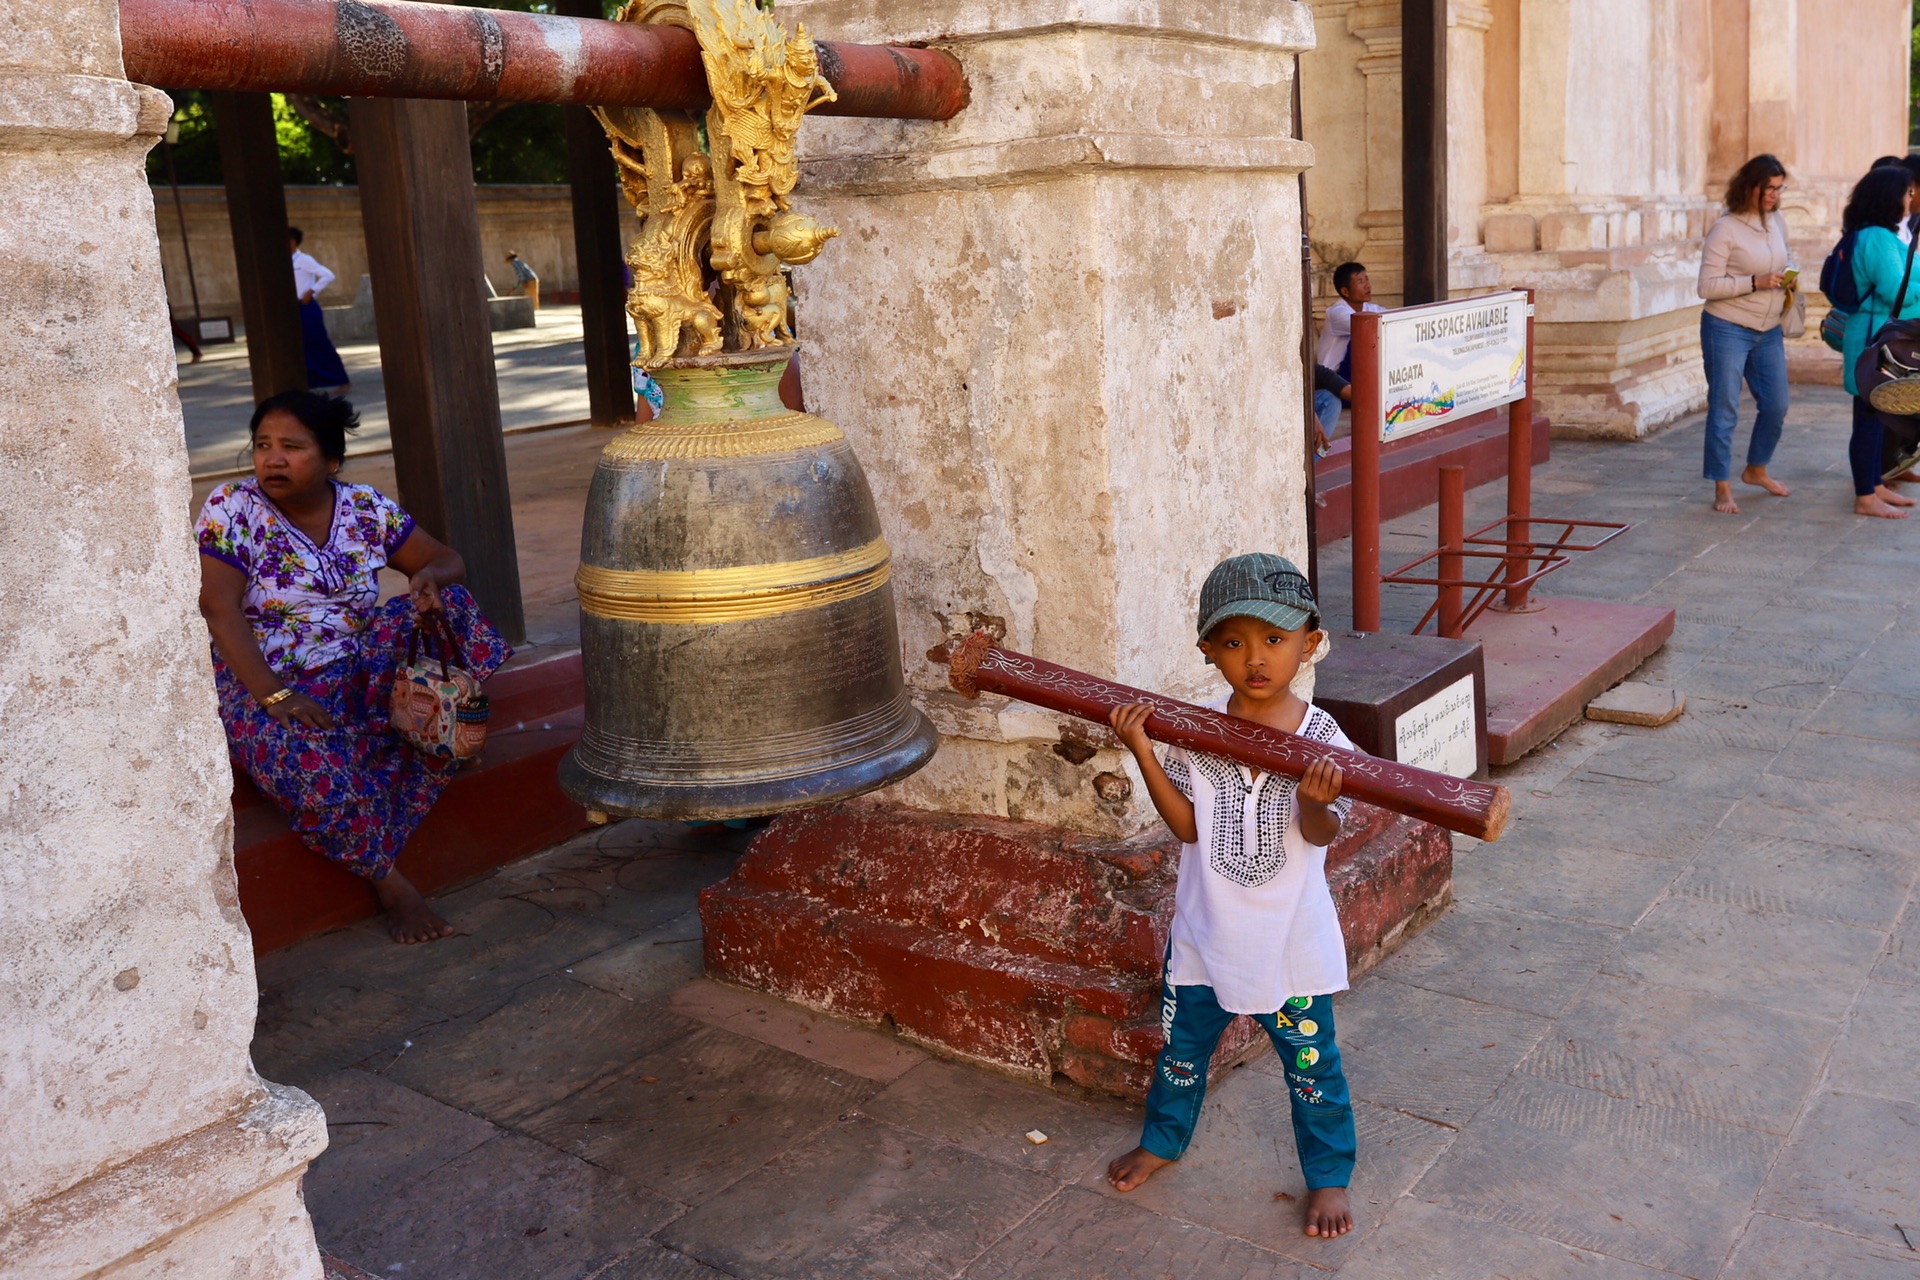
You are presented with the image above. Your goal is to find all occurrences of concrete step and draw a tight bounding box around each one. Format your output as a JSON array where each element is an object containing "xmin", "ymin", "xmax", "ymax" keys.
[{"xmin": 701, "ymin": 800, "xmax": 1453, "ymax": 1100}]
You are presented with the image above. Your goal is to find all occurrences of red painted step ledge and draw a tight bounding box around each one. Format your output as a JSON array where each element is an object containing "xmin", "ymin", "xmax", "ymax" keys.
[
  {"xmin": 701, "ymin": 797, "xmax": 1452, "ymax": 1101},
  {"xmin": 232, "ymin": 651, "xmax": 593, "ymax": 955}
]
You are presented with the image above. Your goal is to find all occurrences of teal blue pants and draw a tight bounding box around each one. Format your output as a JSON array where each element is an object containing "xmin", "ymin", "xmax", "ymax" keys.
[{"xmin": 1139, "ymin": 978, "xmax": 1356, "ymax": 1189}]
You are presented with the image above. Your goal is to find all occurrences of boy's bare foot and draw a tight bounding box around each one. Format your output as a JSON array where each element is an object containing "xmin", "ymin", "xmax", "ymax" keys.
[
  {"xmin": 1874, "ymin": 484, "xmax": 1916, "ymax": 507},
  {"xmin": 373, "ymin": 871, "xmax": 455, "ymax": 944},
  {"xmin": 1711, "ymin": 482, "xmax": 1740, "ymax": 514},
  {"xmin": 1741, "ymin": 465, "xmax": 1789, "ymax": 497},
  {"xmin": 1106, "ymin": 1146, "xmax": 1172, "ymax": 1192},
  {"xmin": 1303, "ymin": 1186, "xmax": 1353, "ymax": 1237},
  {"xmin": 1855, "ymin": 494, "xmax": 1912, "ymax": 520}
]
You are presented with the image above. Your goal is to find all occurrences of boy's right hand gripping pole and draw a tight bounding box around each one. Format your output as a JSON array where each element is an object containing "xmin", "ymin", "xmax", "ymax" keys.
[{"xmin": 928, "ymin": 631, "xmax": 1511, "ymax": 843}]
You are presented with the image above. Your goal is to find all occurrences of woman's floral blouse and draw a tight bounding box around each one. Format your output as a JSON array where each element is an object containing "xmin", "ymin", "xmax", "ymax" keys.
[{"xmin": 196, "ymin": 478, "xmax": 415, "ymax": 676}]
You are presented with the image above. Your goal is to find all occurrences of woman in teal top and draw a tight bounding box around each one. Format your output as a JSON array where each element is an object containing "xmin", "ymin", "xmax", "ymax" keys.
[{"xmin": 1841, "ymin": 165, "xmax": 1920, "ymax": 518}]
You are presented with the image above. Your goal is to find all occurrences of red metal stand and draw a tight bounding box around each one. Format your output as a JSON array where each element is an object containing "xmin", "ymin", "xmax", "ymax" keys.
[
  {"xmin": 1345, "ymin": 290, "xmax": 1674, "ymax": 764},
  {"xmin": 1350, "ymin": 310, "xmax": 1384, "ymax": 632},
  {"xmin": 1437, "ymin": 465, "xmax": 1465, "ymax": 638}
]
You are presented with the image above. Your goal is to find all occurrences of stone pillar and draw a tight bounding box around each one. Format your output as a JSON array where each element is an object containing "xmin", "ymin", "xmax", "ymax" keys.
[
  {"xmin": 1771, "ymin": 0, "xmax": 1911, "ymax": 385},
  {"xmin": 1344, "ymin": 2, "xmax": 1407, "ymax": 305},
  {"xmin": 1301, "ymin": 1, "xmax": 1502, "ymax": 309},
  {"xmin": 782, "ymin": 0, "xmax": 1316, "ymax": 837},
  {"xmin": 1472, "ymin": 0, "xmax": 1721, "ymax": 439},
  {"xmin": 700, "ymin": 0, "xmax": 1455, "ymax": 1097},
  {"xmin": 0, "ymin": 0, "xmax": 329, "ymax": 1273},
  {"xmin": 1446, "ymin": 3, "xmax": 1501, "ymax": 294},
  {"xmin": 1745, "ymin": 0, "xmax": 1799, "ymax": 162}
]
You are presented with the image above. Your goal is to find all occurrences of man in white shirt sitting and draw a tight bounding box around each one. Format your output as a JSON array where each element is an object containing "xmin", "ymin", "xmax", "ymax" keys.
[
  {"xmin": 288, "ymin": 226, "xmax": 351, "ymax": 394},
  {"xmin": 1313, "ymin": 262, "xmax": 1385, "ymax": 383}
]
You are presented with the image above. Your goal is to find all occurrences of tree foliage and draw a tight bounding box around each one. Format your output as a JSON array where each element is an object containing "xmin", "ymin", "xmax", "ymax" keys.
[{"xmin": 148, "ymin": 0, "xmax": 627, "ymax": 187}]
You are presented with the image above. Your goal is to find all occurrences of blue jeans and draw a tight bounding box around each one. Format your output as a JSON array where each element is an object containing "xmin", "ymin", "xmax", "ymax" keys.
[
  {"xmin": 1313, "ymin": 389, "xmax": 1343, "ymax": 435},
  {"xmin": 1139, "ymin": 978, "xmax": 1356, "ymax": 1189},
  {"xmin": 1700, "ymin": 312, "xmax": 1788, "ymax": 481}
]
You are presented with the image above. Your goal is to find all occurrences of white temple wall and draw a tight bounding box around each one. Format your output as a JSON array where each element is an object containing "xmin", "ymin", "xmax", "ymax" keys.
[
  {"xmin": 782, "ymin": 0, "xmax": 1316, "ymax": 836},
  {"xmin": 1303, "ymin": 0, "xmax": 1911, "ymax": 436},
  {"xmin": 0, "ymin": 0, "xmax": 328, "ymax": 1271}
]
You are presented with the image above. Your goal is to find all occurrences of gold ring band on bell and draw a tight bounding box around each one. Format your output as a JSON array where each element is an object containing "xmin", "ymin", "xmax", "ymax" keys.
[{"xmin": 576, "ymin": 539, "xmax": 893, "ymax": 624}]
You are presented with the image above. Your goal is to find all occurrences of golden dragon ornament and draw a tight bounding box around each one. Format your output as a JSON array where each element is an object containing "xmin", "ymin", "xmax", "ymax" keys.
[{"xmin": 595, "ymin": 0, "xmax": 840, "ymax": 370}]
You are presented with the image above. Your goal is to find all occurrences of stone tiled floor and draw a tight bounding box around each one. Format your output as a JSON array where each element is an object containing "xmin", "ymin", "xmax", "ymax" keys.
[{"xmin": 257, "ymin": 386, "xmax": 1920, "ymax": 1278}]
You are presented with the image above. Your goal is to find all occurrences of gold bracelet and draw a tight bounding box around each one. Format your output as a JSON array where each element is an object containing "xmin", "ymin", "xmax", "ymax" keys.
[{"xmin": 259, "ymin": 688, "xmax": 296, "ymax": 710}]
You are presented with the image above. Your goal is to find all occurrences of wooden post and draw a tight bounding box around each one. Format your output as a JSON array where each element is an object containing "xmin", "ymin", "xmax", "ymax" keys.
[
  {"xmin": 1400, "ymin": 0, "xmax": 1448, "ymax": 305},
  {"xmin": 557, "ymin": 0, "xmax": 637, "ymax": 429},
  {"xmin": 1437, "ymin": 464, "xmax": 1465, "ymax": 638},
  {"xmin": 349, "ymin": 96, "xmax": 526, "ymax": 643},
  {"xmin": 207, "ymin": 91, "xmax": 306, "ymax": 401},
  {"xmin": 1350, "ymin": 309, "xmax": 1383, "ymax": 632}
]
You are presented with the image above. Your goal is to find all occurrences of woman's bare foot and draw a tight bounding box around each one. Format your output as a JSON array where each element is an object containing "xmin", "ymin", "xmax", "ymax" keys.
[
  {"xmin": 1874, "ymin": 484, "xmax": 1916, "ymax": 507},
  {"xmin": 1304, "ymin": 1186, "xmax": 1354, "ymax": 1237},
  {"xmin": 1741, "ymin": 465, "xmax": 1789, "ymax": 497},
  {"xmin": 1711, "ymin": 482, "xmax": 1740, "ymax": 514},
  {"xmin": 1855, "ymin": 494, "xmax": 1912, "ymax": 520},
  {"xmin": 1106, "ymin": 1146, "xmax": 1172, "ymax": 1192},
  {"xmin": 373, "ymin": 871, "xmax": 456, "ymax": 944}
]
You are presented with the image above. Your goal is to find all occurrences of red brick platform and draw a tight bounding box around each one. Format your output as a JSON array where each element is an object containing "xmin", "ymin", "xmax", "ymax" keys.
[
  {"xmin": 700, "ymin": 798, "xmax": 1453, "ymax": 1101},
  {"xmin": 233, "ymin": 651, "xmax": 593, "ymax": 954}
]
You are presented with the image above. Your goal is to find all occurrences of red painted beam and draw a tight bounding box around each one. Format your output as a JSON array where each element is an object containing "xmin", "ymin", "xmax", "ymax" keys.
[{"xmin": 119, "ymin": 0, "xmax": 969, "ymax": 120}]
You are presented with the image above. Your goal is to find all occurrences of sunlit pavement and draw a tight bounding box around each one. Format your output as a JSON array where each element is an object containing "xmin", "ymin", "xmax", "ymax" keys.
[{"xmin": 258, "ymin": 385, "xmax": 1920, "ymax": 1279}]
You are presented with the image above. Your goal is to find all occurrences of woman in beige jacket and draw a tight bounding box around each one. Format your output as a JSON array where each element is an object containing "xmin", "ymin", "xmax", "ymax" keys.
[{"xmin": 1697, "ymin": 154, "xmax": 1793, "ymax": 514}]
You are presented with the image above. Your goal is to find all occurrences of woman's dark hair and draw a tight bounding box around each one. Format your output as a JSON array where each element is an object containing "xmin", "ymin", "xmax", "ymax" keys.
[
  {"xmin": 249, "ymin": 390, "xmax": 359, "ymax": 462},
  {"xmin": 1724, "ymin": 154, "xmax": 1787, "ymax": 214},
  {"xmin": 1842, "ymin": 165, "xmax": 1912, "ymax": 234},
  {"xmin": 1872, "ymin": 155, "xmax": 1907, "ymax": 170}
]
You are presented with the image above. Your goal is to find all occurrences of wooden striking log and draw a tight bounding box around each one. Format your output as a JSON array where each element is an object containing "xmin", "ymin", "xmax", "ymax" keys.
[{"xmin": 932, "ymin": 632, "xmax": 1510, "ymax": 842}]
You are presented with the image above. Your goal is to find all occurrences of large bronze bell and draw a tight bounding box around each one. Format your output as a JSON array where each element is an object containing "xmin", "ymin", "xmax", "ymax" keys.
[
  {"xmin": 561, "ymin": 0, "xmax": 935, "ymax": 819},
  {"xmin": 559, "ymin": 348, "xmax": 938, "ymax": 820}
]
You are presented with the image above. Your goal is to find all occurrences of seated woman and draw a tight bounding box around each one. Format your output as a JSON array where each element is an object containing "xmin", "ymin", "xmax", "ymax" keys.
[{"xmin": 197, "ymin": 391, "xmax": 511, "ymax": 943}]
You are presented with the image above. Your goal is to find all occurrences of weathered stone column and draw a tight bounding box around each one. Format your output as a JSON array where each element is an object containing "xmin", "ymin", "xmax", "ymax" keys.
[
  {"xmin": 0, "ymin": 0, "xmax": 329, "ymax": 1273},
  {"xmin": 700, "ymin": 0, "xmax": 1455, "ymax": 1097},
  {"xmin": 784, "ymin": 0, "xmax": 1315, "ymax": 835},
  {"xmin": 1299, "ymin": 1, "xmax": 1499, "ymax": 309}
]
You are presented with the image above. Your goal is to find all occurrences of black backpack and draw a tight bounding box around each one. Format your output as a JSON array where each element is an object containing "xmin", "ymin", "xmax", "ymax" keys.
[{"xmin": 1820, "ymin": 229, "xmax": 1865, "ymax": 311}]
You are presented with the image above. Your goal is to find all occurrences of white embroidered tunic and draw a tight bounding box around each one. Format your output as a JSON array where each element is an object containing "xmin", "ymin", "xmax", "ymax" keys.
[{"xmin": 1161, "ymin": 700, "xmax": 1357, "ymax": 1014}]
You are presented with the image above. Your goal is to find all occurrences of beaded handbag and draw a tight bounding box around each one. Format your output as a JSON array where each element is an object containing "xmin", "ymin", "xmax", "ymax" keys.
[{"xmin": 389, "ymin": 611, "xmax": 491, "ymax": 763}]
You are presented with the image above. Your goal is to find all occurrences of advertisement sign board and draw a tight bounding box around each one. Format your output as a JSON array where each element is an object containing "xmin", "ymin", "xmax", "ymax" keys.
[{"xmin": 1378, "ymin": 291, "xmax": 1530, "ymax": 442}]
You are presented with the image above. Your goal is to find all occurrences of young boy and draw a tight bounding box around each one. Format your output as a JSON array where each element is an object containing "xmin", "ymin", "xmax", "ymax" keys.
[
  {"xmin": 1313, "ymin": 261, "xmax": 1384, "ymax": 383},
  {"xmin": 1105, "ymin": 552, "xmax": 1358, "ymax": 1239}
]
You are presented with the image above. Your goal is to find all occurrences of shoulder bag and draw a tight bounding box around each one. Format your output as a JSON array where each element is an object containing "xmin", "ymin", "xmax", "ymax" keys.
[
  {"xmin": 1781, "ymin": 281, "xmax": 1807, "ymax": 339},
  {"xmin": 389, "ymin": 612, "xmax": 491, "ymax": 763}
]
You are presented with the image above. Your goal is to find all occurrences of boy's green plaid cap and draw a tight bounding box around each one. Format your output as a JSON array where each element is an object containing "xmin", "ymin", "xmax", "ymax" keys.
[{"xmin": 1197, "ymin": 552, "xmax": 1318, "ymax": 638}]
